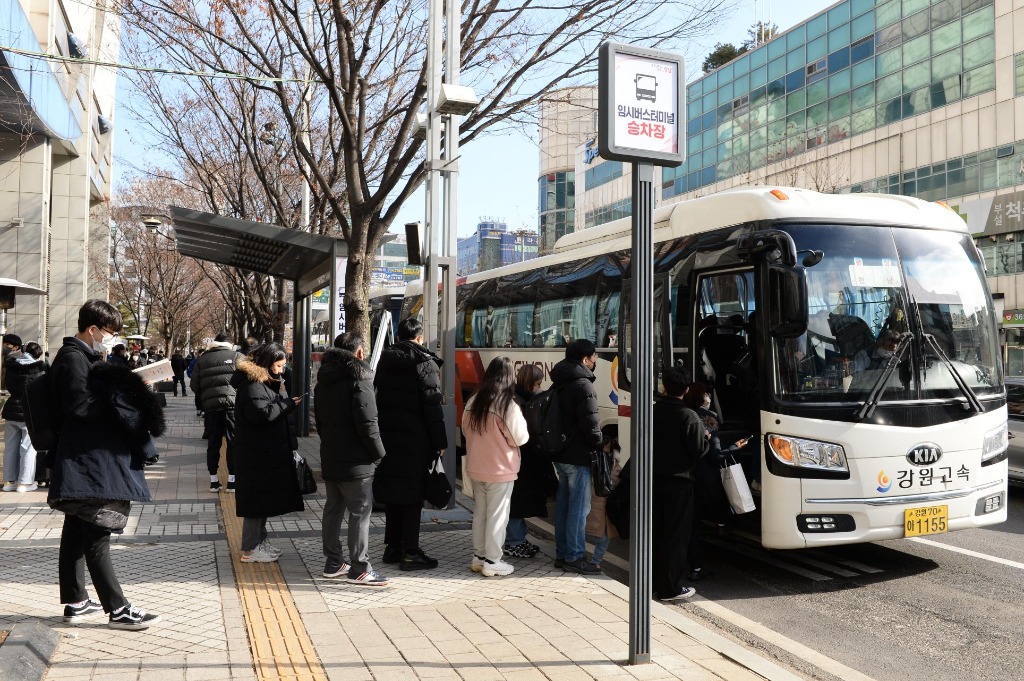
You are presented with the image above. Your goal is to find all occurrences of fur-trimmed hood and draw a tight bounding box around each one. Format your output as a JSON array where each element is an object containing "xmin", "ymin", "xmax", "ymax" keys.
[
  {"xmin": 233, "ymin": 357, "xmax": 272, "ymax": 385},
  {"xmin": 317, "ymin": 348, "xmax": 372, "ymax": 385},
  {"xmin": 86, "ymin": 362, "xmax": 166, "ymax": 438}
]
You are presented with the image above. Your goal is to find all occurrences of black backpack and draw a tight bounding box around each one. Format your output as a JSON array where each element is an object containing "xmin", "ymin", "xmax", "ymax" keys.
[
  {"xmin": 522, "ymin": 386, "xmax": 567, "ymax": 456},
  {"xmin": 23, "ymin": 369, "xmax": 56, "ymax": 452}
]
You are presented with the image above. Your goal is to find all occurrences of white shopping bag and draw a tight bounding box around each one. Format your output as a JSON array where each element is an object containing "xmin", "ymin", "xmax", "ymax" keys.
[
  {"xmin": 720, "ymin": 458, "xmax": 756, "ymax": 514},
  {"xmin": 460, "ymin": 455, "xmax": 474, "ymax": 499}
]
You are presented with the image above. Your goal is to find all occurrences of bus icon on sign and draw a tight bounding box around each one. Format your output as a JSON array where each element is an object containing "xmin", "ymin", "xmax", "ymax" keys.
[{"xmin": 634, "ymin": 74, "xmax": 657, "ymax": 102}]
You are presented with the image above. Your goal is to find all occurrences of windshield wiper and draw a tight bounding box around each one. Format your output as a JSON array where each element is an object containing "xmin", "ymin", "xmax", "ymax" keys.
[
  {"xmin": 856, "ymin": 332, "xmax": 914, "ymax": 420},
  {"xmin": 920, "ymin": 333, "xmax": 984, "ymax": 413}
]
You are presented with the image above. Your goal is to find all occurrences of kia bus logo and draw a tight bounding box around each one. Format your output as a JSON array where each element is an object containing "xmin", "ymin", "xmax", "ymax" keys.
[{"xmin": 907, "ymin": 443, "xmax": 942, "ymax": 466}]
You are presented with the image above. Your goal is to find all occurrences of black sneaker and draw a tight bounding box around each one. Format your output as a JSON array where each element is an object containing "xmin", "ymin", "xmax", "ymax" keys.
[
  {"xmin": 503, "ymin": 543, "xmax": 534, "ymax": 559},
  {"xmin": 226, "ymin": 480, "xmax": 235, "ymax": 493},
  {"xmin": 108, "ymin": 604, "xmax": 161, "ymax": 630},
  {"xmin": 563, "ymin": 558, "xmax": 601, "ymax": 575},
  {"xmin": 658, "ymin": 587, "xmax": 696, "ymax": 602},
  {"xmin": 554, "ymin": 558, "xmax": 565, "ymax": 570},
  {"xmin": 209, "ymin": 482, "xmax": 222, "ymax": 493},
  {"xmin": 63, "ymin": 599, "xmax": 103, "ymax": 624},
  {"xmin": 689, "ymin": 567, "xmax": 713, "ymax": 582},
  {"xmin": 382, "ymin": 545, "xmax": 402, "ymax": 564},
  {"xmin": 399, "ymin": 549, "xmax": 438, "ymax": 571}
]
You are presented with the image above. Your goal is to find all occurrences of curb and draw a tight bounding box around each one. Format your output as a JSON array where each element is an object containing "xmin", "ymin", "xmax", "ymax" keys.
[{"xmin": 0, "ymin": 623, "xmax": 61, "ymax": 681}]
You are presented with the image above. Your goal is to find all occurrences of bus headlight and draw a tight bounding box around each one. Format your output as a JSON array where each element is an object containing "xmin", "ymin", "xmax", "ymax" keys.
[
  {"xmin": 768, "ymin": 434, "xmax": 848, "ymax": 472},
  {"xmin": 981, "ymin": 423, "xmax": 1008, "ymax": 463}
]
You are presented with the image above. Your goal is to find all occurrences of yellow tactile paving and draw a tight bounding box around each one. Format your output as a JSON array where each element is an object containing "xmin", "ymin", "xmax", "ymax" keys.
[{"xmin": 217, "ymin": 458, "xmax": 328, "ymax": 681}]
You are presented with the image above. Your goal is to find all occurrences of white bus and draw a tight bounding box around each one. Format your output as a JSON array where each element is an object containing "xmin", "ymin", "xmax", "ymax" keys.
[{"xmin": 409, "ymin": 187, "xmax": 1009, "ymax": 549}]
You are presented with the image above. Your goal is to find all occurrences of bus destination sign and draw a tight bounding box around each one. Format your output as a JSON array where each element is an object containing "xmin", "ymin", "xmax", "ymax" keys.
[{"xmin": 598, "ymin": 42, "xmax": 684, "ymax": 167}]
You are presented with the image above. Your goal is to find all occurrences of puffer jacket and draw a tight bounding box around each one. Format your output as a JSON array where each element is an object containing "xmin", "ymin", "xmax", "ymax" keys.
[
  {"xmin": 190, "ymin": 342, "xmax": 244, "ymax": 412},
  {"xmin": 549, "ymin": 358, "xmax": 603, "ymax": 466},
  {"xmin": 373, "ymin": 340, "xmax": 448, "ymax": 505},
  {"xmin": 231, "ymin": 359, "xmax": 303, "ymax": 518},
  {"xmin": 462, "ymin": 395, "xmax": 529, "ymax": 484},
  {"xmin": 314, "ymin": 348, "xmax": 386, "ymax": 481},
  {"xmin": 1, "ymin": 354, "xmax": 46, "ymax": 422}
]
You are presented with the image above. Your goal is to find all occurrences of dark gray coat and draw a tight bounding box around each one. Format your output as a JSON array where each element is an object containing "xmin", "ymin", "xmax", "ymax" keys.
[
  {"xmin": 1, "ymin": 355, "xmax": 45, "ymax": 422},
  {"xmin": 373, "ymin": 341, "xmax": 447, "ymax": 505},
  {"xmin": 314, "ymin": 348, "xmax": 386, "ymax": 481}
]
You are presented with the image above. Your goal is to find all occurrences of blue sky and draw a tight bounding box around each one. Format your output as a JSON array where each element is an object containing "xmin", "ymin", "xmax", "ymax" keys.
[
  {"xmin": 395, "ymin": 0, "xmax": 827, "ymax": 237},
  {"xmin": 113, "ymin": 1, "xmax": 826, "ymax": 238}
]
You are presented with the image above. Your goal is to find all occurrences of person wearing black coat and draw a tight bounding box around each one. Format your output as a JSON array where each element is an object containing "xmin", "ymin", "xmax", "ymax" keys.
[
  {"xmin": 373, "ymin": 318, "xmax": 447, "ymax": 571},
  {"xmin": 651, "ymin": 366, "xmax": 709, "ymax": 602},
  {"xmin": 315, "ymin": 334, "xmax": 389, "ymax": 586},
  {"xmin": 170, "ymin": 350, "xmax": 188, "ymax": 397},
  {"xmin": 502, "ymin": 365, "xmax": 556, "ymax": 558},
  {"xmin": 48, "ymin": 300, "xmax": 163, "ymax": 630},
  {"xmin": 549, "ymin": 339, "xmax": 603, "ymax": 575},
  {"xmin": 231, "ymin": 344, "xmax": 304, "ymax": 563},
  {"xmin": 191, "ymin": 335, "xmax": 245, "ymax": 492},
  {"xmin": 2, "ymin": 342, "xmax": 45, "ymax": 491}
]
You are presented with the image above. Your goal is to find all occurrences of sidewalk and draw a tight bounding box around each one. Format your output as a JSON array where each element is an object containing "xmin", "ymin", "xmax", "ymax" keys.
[{"xmin": 0, "ymin": 396, "xmax": 805, "ymax": 681}]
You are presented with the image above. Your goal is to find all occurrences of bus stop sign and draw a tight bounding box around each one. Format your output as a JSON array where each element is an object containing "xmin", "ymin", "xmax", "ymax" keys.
[{"xmin": 598, "ymin": 43, "xmax": 684, "ymax": 167}]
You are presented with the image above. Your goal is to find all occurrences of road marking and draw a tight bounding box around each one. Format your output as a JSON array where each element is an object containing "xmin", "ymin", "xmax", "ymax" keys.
[
  {"xmin": 910, "ymin": 537, "xmax": 1024, "ymax": 570},
  {"xmin": 835, "ymin": 559, "xmax": 884, "ymax": 574},
  {"xmin": 783, "ymin": 553, "xmax": 860, "ymax": 578},
  {"xmin": 691, "ymin": 597, "xmax": 880, "ymax": 681},
  {"xmin": 705, "ymin": 537, "xmax": 833, "ymax": 581}
]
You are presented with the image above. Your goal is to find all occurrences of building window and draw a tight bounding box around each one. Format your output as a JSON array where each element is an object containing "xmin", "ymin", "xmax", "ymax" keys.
[{"xmin": 1016, "ymin": 53, "xmax": 1024, "ymax": 96}]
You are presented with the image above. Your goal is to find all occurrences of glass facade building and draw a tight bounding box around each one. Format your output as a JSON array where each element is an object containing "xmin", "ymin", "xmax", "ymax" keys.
[
  {"xmin": 664, "ymin": 0, "xmax": 996, "ymax": 200},
  {"xmin": 457, "ymin": 220, "xmax": 539, "ymax": 276}
]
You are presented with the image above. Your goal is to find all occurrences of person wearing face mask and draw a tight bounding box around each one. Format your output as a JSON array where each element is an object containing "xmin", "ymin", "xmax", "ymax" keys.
[
  {"xmin": 230, "ymin": 343, "xmax": 304, "ymax": 563},
  {"xmin": 850, "ymin": 329, "xmax": 903, "ymax": 392},
  {"xmin": 48, "ymin": 300, "xmax": 163, "ymax": 630}
]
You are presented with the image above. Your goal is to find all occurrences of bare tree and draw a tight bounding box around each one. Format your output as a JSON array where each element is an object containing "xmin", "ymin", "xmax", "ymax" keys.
[{"xmin": 115, "ymin": 0, "xmax": 730, "ymax": 337}]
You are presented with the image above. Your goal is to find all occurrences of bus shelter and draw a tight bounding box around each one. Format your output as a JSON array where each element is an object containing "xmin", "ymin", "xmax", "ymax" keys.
[{"xmin": 169, "ymin": 207, "xmax": 347, "ymax": 435}]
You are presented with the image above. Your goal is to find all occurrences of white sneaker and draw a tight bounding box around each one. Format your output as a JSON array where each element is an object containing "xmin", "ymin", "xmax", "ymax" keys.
[
  {"xmin": 469, "ymin": 556, "xmax": 485, "ymax": 573},
  {"xmin": 240, "ymin": 546, "xmax": 278, "ymax": 563},
  {"xmin": 2, "ymin": 482, "xmax": 16, "ymax": 492},
  {"xmin": 481, "ymin": 559, "xmax": 514, "ymax": 577},
  {"xmin": 16, "ymin": 483, "xmax": 37, "ymax": 493},
  {"xmin": 259, "ymin": 540, "xmax": 282, "ymax": 557}
]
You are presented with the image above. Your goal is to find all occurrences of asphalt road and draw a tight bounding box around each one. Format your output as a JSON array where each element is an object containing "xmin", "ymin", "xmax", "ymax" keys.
[{"xmin": 605, "ymin": 485, "xmax": 1024, "ymax": 681}]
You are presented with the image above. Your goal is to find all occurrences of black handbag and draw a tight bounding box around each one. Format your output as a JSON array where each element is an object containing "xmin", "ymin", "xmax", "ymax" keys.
[
  {"xmin": 424, "ymin": 455, "xmax": 453, "ymax": 508},
  {"xmin": 295, "ymin": 453, "xmax": 317, "ymax": 495},
  {"xmin": 591, "ymin": 449, "xmax": 615, "ymax": 497}
]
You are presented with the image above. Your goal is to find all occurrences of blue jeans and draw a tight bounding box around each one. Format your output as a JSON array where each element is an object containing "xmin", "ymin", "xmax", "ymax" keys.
[
  {"xmin": 504, "ymin": 517, "xmax": 528, "ymax": 546},
  {"xmin": 554, "ymin": 462, "xmax": 591, "ymax": 562},
  {"xmin": 587, "ymin": 533, "xmax": 610, "ymax": 566}
]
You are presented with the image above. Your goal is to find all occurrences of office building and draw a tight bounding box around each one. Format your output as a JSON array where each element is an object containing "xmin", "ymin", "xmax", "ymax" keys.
[
  {"xmin": 0, "ymin": 0, "xmax": 118, "ymax": 349},
  {"xmin": 538, "ymin": 88, "xmax": 596, "ymax": 254},
  {"xmin": 457, "ymin": 219, "xmax": 539, "ymax": 276}
]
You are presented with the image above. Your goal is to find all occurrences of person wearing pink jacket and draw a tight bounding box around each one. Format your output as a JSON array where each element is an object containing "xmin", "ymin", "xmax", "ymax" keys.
[{"xmin": 462, "ymin": 357, "xmax": 530, "ymax": 577}]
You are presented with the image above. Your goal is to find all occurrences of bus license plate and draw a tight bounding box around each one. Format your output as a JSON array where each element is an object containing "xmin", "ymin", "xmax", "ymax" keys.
[{"xmin": 904, "ymin": 505, "xmax": 948, "ymax": 538}]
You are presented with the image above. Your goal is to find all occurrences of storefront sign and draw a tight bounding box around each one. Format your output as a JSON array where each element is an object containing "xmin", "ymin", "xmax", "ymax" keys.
[
  {"xmin": 955, "ymin": 189, "xmax": 1024, "ymax": 236},
  {"xmin": 1003, "ymin": 309, "xmax": 1024, "ymax": 325}
]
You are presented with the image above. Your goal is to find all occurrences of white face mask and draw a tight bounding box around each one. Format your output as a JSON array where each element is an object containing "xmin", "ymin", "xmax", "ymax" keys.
[
  {"xmin": 877, "ymin": 348, "xmax": 894, "ymax": 359},
  {"xmin": 703, "ymin": 396, "xmax": 711, "ymax": 409},
  {"xmin": 92, "ymin": 329, "xmax": 117, "ymax": 354}
]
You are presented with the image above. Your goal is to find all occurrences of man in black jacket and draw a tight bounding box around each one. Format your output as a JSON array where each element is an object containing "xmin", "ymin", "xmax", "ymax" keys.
[
  {"xmin": 374, "ymin": 317, "xmax": 447, "ymax": 571},
  {"xmin": 550, "ymin": 338, "xmax": 603, "ymax": 575},
  {"xmin": 315, "ymin": 332, "xmax": 389, "ymax": 587},
  {"xmin": 651, "ymin": 366, "xmax": 708, "ymax": 601},
  {"xmin": 170, "ymin": 349, "xmax": 188, "ymax": 397},
  {"xmin": 191, "ymin": 334, "xmax": 245, "ymax": 492},
  {"xmin": 49, "ymin": 300, "xmax": 160, "ymax": 630}
]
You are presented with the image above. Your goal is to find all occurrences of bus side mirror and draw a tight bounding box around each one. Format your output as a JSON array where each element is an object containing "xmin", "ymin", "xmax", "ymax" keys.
[{"xmin": 768, "ymin": 264, "xmax": 808, "ymax": 338}]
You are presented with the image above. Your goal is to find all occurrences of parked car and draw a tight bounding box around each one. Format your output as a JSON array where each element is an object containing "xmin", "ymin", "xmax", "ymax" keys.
[{"xmin": 1005, "ymin": 377, "xmax": 1024, "ymax": 483}]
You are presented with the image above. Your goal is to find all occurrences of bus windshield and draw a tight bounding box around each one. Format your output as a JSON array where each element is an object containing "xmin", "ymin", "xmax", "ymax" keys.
[{"xmin": 774, "ymin": 224, "xmax": 1001, "ymax": 404}]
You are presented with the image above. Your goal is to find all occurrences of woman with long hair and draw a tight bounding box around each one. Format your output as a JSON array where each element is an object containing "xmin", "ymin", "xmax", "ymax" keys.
[
  {"xmin": 502, "ymin": 364, "xmax": 554, "ymax": 558},
  {"xmin": 232, "ymin": 343, "xmax": 304, "ymax": 563},
  {"xmin": 462, "ymin": 357, "xmax": 529, "ymax": 577}
]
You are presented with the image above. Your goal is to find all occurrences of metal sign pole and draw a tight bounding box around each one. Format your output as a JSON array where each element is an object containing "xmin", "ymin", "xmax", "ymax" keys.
[{"xmin": 628, "ymin": 162, "xmax": 655, "ymax": 664}]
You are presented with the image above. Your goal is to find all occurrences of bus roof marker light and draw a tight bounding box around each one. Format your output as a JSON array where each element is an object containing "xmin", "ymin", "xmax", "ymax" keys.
[{"xmin": 770, "ymin": 189, "xmax": 790, "ymax": 201}]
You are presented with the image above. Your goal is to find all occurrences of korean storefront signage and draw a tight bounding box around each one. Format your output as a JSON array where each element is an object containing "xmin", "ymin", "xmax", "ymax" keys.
[
  {"xmin": 1003, "ymin": 309, "xmax": 1024, "ymax": 326},
  {"xmin": 955, "ymin": 189, "xmax": 1024, "ymax": 236},
  {"xmin": 598, "ymin": 43, "xmax": 684, "ymax": 167}
]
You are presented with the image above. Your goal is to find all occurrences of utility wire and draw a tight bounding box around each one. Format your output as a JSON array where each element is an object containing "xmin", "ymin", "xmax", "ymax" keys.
[{"xmin": 0, "ymin": 44, "xmax": 316, "ymax": 84}]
